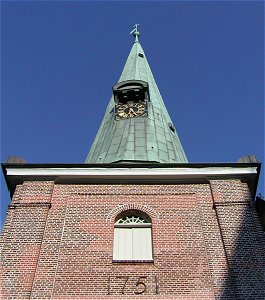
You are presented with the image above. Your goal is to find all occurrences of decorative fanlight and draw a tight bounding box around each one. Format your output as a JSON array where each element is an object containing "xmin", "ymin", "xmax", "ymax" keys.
[{"xmin": 115, "ymin": 215, "xmax": 149, "ymax": 224}]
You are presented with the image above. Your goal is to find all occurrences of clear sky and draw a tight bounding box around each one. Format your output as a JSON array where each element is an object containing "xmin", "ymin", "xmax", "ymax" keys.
[{"xmin": 1, "ymin": 1, "xmax": 264, "ymax": 228}]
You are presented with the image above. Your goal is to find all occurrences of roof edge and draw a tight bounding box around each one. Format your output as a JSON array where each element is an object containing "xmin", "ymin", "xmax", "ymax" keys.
[{"xmin": 1, "ymin": 162, "xmax": 261, "ymax": 169}]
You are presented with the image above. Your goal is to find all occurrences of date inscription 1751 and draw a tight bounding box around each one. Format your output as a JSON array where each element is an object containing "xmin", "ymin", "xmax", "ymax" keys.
[{"xmin": 107, "ymin": 275, "xmax": 159, "ymax": 295}]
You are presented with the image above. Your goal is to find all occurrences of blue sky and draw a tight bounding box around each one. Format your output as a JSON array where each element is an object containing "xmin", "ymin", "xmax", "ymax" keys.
[{"xmin": 1, "ymin": 1, "xmax": 264, "ymax": 228}]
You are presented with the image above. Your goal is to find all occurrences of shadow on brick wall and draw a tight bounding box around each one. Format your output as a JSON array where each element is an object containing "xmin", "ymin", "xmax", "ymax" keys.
[
  {"xmin": 217, "ymin": 198, "xmax": 265, "ymax": 300},
  {"xmin": 256, "ymin": 195, "xmax": 265, "ymax": 231}
]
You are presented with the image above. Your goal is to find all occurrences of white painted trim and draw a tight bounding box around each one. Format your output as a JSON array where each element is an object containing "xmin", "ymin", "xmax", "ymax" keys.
[{"xmin": 5, "ymin": 166, "xmax": 257, "ymax": 178}]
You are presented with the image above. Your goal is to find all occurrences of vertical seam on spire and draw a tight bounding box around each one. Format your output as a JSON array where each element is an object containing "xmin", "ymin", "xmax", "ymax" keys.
[
  {"xmin": 113, "ymin": 119, "xmax": 128, "ymax": 161},
  {"xmin": 130, "ymin": 43, "xmax": 138, "ymax": 80}
]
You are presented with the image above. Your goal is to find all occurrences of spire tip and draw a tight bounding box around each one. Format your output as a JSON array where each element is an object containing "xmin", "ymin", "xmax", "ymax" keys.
[{"xmin": 130, "ymin": 24, "xmax": 140, "ymax": 42}]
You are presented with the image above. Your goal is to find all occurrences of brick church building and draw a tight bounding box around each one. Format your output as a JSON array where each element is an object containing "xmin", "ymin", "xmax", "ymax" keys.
[{"xmin": 1, "ymin": 26, "xmax": 265, "ymax": 299}]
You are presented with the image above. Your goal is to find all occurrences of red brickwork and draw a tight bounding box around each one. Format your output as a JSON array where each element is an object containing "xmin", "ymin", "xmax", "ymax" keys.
[
  {"xmin": 1, "ymin": 179, "xmax": 264, "ymax": 299},
  {"xmin": 0, "ymin": 182, "xmax": 54, "ymax": 299}
]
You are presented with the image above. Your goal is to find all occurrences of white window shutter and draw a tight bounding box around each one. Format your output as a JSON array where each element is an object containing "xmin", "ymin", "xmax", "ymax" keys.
[
  {"xmin": 132, "ymin": 228, "xmax": 153, "ymax": 260},
  {"xmin": 113, "ymin": 228, "xmax": 133, "ymax": 260}
]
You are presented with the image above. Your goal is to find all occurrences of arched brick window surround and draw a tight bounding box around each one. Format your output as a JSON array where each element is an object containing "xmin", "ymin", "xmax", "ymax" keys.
[{"xmin": 106, "ymin": 203, "xmax": 159, "ymax": 224}]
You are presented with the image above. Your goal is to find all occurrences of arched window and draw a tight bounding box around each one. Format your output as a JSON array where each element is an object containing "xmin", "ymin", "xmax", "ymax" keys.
[{"xmin": 113, "ymin": 211, "xmax": 153, "ymax": 261}]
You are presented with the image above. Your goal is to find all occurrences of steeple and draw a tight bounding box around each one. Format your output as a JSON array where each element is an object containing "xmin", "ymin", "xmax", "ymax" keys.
[{"xmin": 85, "ymin": 26, "xmax": 188, "ymax": 164}]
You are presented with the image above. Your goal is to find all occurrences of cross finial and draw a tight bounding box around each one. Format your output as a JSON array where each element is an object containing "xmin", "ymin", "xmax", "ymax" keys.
[{"xmin": 130, "ymin": 24, "xmax": 140, "ymax": 42}]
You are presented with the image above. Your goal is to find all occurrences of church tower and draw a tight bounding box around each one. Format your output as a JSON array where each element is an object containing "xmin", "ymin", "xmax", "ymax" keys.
[
  {"xmin": 86, "ymin": 25, "xmax": 187, "ymax": 164},
  {"xmin": 1, "ymin": 27, "xmax": 264, "ymax": 299}
]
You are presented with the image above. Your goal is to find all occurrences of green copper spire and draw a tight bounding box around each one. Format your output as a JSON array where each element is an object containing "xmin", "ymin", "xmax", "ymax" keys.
[{"xmin": 85, "ymin": 26, "xmax": 188, "ymax": 164}]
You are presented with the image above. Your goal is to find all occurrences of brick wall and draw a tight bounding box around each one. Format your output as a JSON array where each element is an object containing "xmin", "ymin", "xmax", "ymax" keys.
[
  {"xmin": 1, "ymin": 180, "xmax": 264, "ymax": 299},
  {"xmin": 0, "ymin": 182, "xmax": 54, "ymax": 299}
]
